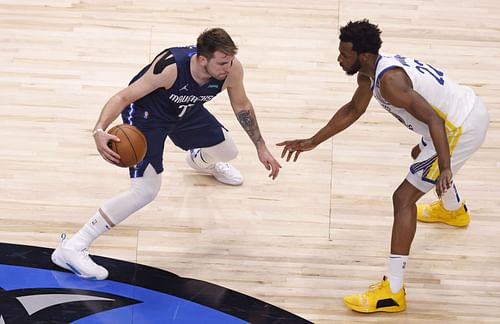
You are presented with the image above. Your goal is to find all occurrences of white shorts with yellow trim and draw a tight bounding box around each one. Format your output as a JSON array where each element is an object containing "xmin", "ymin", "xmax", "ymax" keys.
[{"xmin": 406, "ymin": 96, "xmax": 489, "ymax": 193}]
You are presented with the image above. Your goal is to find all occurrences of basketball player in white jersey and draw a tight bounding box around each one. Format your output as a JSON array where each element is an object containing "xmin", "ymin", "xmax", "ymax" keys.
[{"xmin": 277, "ymin": 19, "xmax": 489, "ymax": 313}]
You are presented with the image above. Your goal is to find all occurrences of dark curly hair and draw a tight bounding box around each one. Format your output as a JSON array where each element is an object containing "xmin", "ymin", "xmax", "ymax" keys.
[{"xmin": 339, "ymin": 19, "xmax": 382, "ymax": 55}]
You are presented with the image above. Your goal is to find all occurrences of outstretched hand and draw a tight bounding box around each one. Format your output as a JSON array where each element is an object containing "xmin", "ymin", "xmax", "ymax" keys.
[
  {"xmin": 276, "ymin": 138, "xmax": 317, "ymax": 162},
  {"xmin": 93, "ymin": 130, "xmax": 121, "ymax": 165}
]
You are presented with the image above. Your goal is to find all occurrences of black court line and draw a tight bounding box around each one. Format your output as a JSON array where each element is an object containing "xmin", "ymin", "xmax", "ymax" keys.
[{"xmin": 0, "ymin": 242, "xmax": 312, "ymax": 324}]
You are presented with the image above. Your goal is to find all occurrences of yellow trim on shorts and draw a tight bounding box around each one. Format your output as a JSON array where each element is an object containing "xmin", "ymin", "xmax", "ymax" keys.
[{"xmin": 424, "ymin": 105, "xmax": 462, "ymax": 181}]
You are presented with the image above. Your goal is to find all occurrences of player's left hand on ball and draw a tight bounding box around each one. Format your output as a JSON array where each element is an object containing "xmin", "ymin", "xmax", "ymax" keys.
[{"xmin": 93, "ymin": 130, "xmax": 121, "ymax": 165}]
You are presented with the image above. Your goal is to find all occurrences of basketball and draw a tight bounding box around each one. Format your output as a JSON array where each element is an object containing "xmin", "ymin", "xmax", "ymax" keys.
[{"xmin": 107, "ymin": 124, "xmax": 147, "ymax": 167}]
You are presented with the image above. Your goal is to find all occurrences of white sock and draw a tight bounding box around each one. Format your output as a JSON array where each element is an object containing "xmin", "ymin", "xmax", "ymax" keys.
[
  {"xmin": 441, "ymin": 183, "xmax": 462, "ymax": 211},
  {"xmin": 191, "ymin": 148, "xmax": 215, "ymax": 167},
  {"xmin": 191, "ymin": 128, "xmax": 238, "ymax": 168},
  {"xmin": 388, "ymin": 254, "xmax": 408, "ymax": 293},
  {"xmin": 67, "ymin": 210, "xmax": 113, "ymax": 251}
]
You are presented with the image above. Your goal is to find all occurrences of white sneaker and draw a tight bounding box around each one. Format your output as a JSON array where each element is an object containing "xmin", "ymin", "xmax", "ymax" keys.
[
  {"xmin": 51, "ymin": 233, "xmax": 109, "ymax": 280},
  {"xmin": 186, "ymin": 149, "xmax": 244, "ymax": 186}
]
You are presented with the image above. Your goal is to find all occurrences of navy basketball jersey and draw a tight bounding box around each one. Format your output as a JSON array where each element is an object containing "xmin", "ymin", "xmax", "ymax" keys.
[{"xmin": 126, "ymin": 46, "xmax": 226, "ymax": 122}]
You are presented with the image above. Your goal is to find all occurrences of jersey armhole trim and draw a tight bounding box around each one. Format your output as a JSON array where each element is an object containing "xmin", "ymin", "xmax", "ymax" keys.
[
  {"xmin": 373, "ymin": 66, "xmax": 400, "ymax": 91},
  {"xmin": 153, "ymin": 49, "xmax": 176, "ymax": 75}
]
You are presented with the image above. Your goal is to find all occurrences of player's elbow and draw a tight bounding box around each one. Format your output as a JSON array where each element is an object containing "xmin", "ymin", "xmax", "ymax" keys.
[
  {"xmin": 428, "ymin": 113, "xmax": 445, "ymax": 129},
  {"xmin": 112, "ymin": 93, "xmax": 133, "ymax": 108}
]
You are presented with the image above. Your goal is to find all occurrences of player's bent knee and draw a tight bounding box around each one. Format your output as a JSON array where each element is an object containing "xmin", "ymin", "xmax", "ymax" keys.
[
  {"xmin": 392, "ymin": 190, "xmax": 408, "ymax": 210},
  {"xmin": 128, "ymin": 184, "xmax": 160, "ymax": 210},
  {"xmin": 222, "ymin": 144, "xmax": 239, "ymax": 161},
  {"xmin": 204, "ymin": 139, "xmax": 239, "ymax": 162},
  {"xmin": 138, "ymin": 185, "xmax": 160, "ymax": 203},
  {"xmin": 130, "ymin": 166, "xmax": 162, "ymax": 207},
  {"xmin": 219, "ymin": 128, "xmax": 239, "ymax": 161}
]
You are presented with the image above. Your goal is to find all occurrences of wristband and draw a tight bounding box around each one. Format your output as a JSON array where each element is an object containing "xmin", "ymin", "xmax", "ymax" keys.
[{"xmin": 92, "ymin": 128, "xmax": 104, "ymax": 136}]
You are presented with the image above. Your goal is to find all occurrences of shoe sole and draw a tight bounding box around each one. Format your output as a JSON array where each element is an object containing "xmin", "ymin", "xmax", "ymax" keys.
[
  {"xmin": 417, "ymin": 216, "xmax": 469, "ymax": 227},
  {"xmin": 417, "ymin": 205, "xmax": 470, "ymax": 227},
  {"xmin": 343, "ymin": 300, "xmax": 406, "ymax": 313},
  {"xmin": 51, "ymin": 248, "xmax": 106, "ymax": 280},
  {"xmin": 213, "ymin": 174, "xmax": 244, "ymax": 186},
  {"xmin": 187, "ymin": 154, "xmax": 244, "ymax": 185}
]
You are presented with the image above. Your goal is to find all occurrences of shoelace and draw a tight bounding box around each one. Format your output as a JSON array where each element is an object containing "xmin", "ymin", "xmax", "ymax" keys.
[
  {"xmin": 428, "ymin": 201, "xmax": 462, "ymax": 218},
  {"xmin": 80, "ymin": 248, "xmax": 90, "ymax": 258},
  {"xmin": 357, "ymin": 280, "xmax": 384, "ymax": 303},
  {"xmin": 368, "ymin": 280, "xmax": 383, "ymax": 292},
  {"xmin": 215, "ymin": 162, "xmax": 231, "ymax": 173},
  {"xmin": 79, "ymin": 248, "xmax": 97, "ymax": 267}
]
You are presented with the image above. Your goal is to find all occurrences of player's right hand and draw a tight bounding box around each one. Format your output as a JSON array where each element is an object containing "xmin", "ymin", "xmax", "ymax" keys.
[
  {"xmin": 436, "ymin": 168, "xmax": 453, "ymax": 198},
  {"xmin": 276, "ymin": 138, "xmax": 317, "ymax": 162},
  {"xmin": 93, "ymin": 130, "xmax": 121, "ymax": 165}
]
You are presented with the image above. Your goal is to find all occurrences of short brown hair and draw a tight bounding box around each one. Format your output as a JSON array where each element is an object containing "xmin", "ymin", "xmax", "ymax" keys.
[{"xmin": 196, "ymin": 27, "xmax": 238, "ymax": 59}]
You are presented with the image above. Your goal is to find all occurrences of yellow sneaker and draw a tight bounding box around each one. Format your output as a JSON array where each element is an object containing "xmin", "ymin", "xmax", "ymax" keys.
[
  {"xmin": 417, "ymin": 201, "xmax": 470, "ymax": 227},
  {"xmin": 343, "ymin": 276, "xmax": 406, "ymax": 313}
]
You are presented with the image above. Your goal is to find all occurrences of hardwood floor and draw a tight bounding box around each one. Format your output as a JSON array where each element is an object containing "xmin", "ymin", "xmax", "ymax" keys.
[{"xmin": 1, "ymin": 1, "xmax": 499, "ymax": 322}]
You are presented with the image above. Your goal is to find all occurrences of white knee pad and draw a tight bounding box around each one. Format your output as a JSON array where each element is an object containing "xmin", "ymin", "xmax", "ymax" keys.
[
  {"xmin": 101, "ymin": 164, "xmax": 161, "ymax": 225},
  {"xmin": 199, "ymin": 128, "xmax": 239, "ymax": 164}
]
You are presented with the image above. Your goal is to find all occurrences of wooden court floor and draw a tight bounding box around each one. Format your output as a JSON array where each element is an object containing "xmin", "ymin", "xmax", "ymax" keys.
[{"xmin": 1, "ymin": 1, "xmax": 499, "ymax": 322}]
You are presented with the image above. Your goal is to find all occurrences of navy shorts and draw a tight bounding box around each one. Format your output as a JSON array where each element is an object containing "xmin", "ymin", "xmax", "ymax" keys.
[{"xmin": 121, "ymin": 104, "xmax": 226, "ymax": 178}]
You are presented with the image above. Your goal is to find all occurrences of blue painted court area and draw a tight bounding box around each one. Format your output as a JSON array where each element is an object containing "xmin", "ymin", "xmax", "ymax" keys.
[
  {"xmin": 0, "ymin": 264, "xmax": 246, "ymax": 323},
  {"xmin": 0, "ymin": 243, "xmax": 310, "ymax": 323}
]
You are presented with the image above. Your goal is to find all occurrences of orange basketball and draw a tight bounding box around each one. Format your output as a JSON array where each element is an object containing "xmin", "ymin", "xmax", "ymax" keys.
[{"xmin": 107, "ymin": 124, "xmax": 147, "ymax": 167}]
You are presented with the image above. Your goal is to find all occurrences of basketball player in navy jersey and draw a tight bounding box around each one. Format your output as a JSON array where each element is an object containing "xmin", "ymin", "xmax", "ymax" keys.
[
  {"xmin": 52, "ymin": 28, "xmax": 281, "ymax": 280},
  {"xmin": 278, "ymin": 20, "xmax": 489, "ymax": 312}
]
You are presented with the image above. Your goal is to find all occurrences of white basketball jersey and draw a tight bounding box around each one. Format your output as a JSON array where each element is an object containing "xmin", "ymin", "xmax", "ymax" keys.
[{"xmin": 372, "ymin": 54, "xmax": 476, "ymax": 141}]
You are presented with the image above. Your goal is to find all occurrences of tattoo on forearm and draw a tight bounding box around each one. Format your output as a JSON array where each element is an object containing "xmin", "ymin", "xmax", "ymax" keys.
[{"xmin": 237, "ymin": 110, "xmax": 263, "ymax": 145}]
